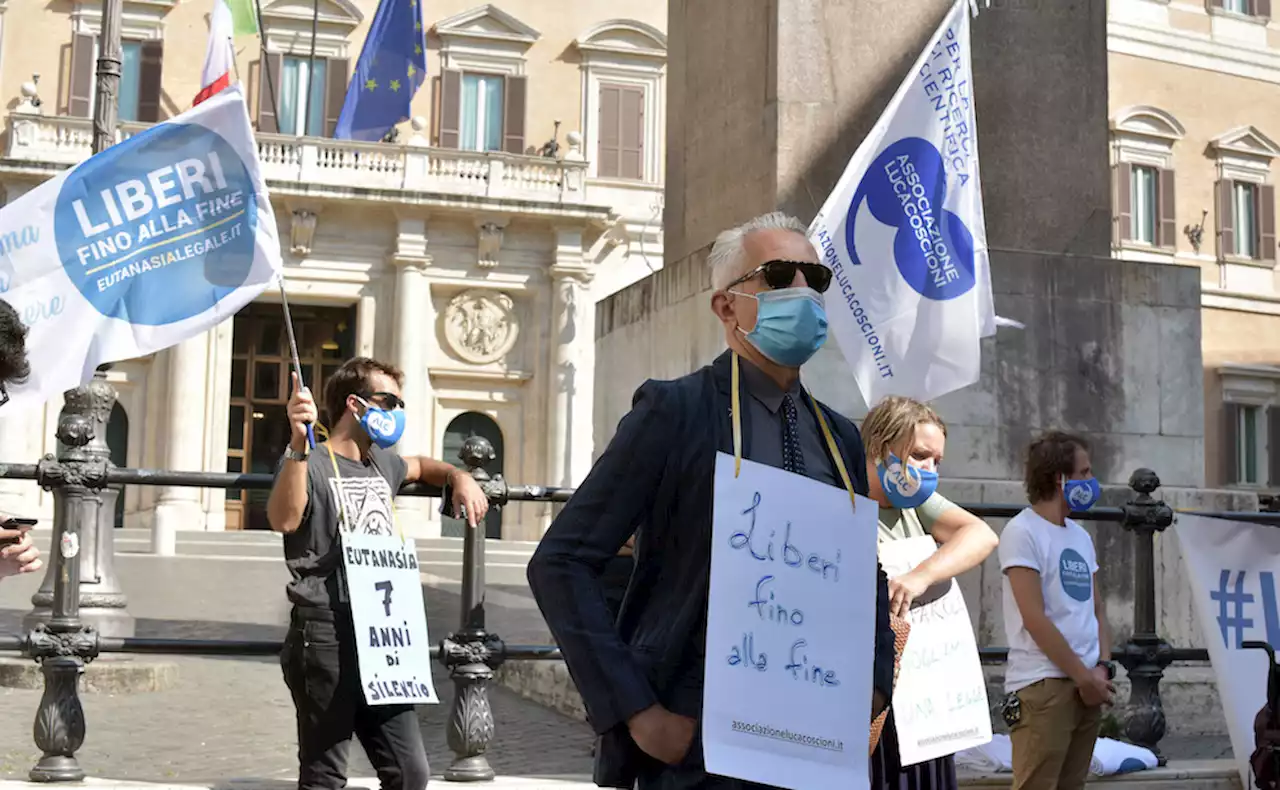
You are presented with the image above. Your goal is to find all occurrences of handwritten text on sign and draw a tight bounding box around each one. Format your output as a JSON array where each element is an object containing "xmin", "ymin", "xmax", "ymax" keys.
[
  {"xmin": 879, "ymin": 536, "xmax": 990, "ymax": 766},
  {"xmin": 703, "ymin": 453, "xmax": 878, "ymax": 790},
  {"xmin": 342, "ymin": 531, "xmax": 438, "ymax": 706}
]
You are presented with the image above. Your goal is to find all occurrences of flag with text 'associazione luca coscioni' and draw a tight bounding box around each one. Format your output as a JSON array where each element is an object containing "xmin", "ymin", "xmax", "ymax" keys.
[
  {"xmin": 0, "ymin": 84, "xmax": 282, "ymax": 414},
  {"xmin": 808, "ymin": 0, "xmax": 996, "ymax": 407},
  {"xmin": 334, "ymin": 0, "xmax": 428, "ymax": 143}
]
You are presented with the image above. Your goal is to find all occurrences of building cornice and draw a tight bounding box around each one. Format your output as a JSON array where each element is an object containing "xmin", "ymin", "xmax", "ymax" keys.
[{"xmin": 1108, "ymin": 17, "xmax": 1280, "ymax": 83}]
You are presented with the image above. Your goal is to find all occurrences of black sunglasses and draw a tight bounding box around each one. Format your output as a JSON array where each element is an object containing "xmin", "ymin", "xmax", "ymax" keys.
[
  {"xmin": 726, "ymin": 259, "xmax": 833, "ymax": 294},
  {"xmin": 359, "ymin": 391, "xmax": 405, "ymax": 411}
]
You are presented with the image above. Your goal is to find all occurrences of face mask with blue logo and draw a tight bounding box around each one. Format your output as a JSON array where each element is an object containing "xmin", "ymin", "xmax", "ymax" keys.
[
  {"xmin": 875, "ymin": 453, "xmax": 939, "ymax": 510},
  {"xmin": 1063, "ymin": 476, "xmax": 1102, "ymax": 511},
  {"xmin": 355, "ymin": 396, "xmax": 406, "ymax": 449},
  {"xmin": 734, "ymin": 287, "xmax": 829, "ymax": 368}
]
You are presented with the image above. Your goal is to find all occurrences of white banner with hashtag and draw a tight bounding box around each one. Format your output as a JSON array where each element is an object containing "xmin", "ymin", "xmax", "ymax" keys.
[{"xmin": 1175, "ymin": 513, "xmax": 1280, "ymax": 789}]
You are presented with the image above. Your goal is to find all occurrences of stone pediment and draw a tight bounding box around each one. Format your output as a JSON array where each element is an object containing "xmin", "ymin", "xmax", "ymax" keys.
[
  {"xmin": 261, "ymin": 0, "xmax": 362, "ymax": 28},
  {"xmin": 1212, "ymin": 125, "xmax": 1280, "ymax": 160},
  {"xmin": 433, "ymin": 4, "xmax": 540, "ymax": 45},
  {"xmin": 575, "ymin": 19, "xmax": 667, "ymax": 60},
  {"xmin": 1111, "ymin": 105, "xmax": 1185, "ymax": 142}
]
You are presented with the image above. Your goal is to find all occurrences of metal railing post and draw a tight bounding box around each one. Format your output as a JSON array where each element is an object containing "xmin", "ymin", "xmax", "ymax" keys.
[
  {"xmin": 24, "ymin": 395, "xmax": 109, "ymax": 781},
  {"xmin": 440, "ymin": 436, "xmax": 508, "ymax": 782},
  {"xmin": 1117, "ymin": 468, "xmax": 1175, "ymax": 763}
]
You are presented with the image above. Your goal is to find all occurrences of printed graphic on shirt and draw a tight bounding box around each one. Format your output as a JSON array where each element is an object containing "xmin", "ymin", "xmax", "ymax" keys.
[
  {"xmin": 1059, "ymin": 548, "xmax": 1093, "ymax": 603},
  {"xmin": 328, "ymin": 477, "xmax": 395, "ymax": 536}
]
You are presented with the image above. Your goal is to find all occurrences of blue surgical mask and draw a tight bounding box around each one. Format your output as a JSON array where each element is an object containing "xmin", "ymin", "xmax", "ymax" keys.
[
  {"xmin": 735, "ymin": 287, "xmax": 828, "ymax": 367},
  {"xmin": 876, "ymin": 453, "xmax": 939, "ymax": 509},
  {"xmin": 1063, "ymin": 476, "xmax": 1102, "ymax": 511},
  {"xmin": 356, "ymin": 397, "xmax": 406, "ymax": 449}
]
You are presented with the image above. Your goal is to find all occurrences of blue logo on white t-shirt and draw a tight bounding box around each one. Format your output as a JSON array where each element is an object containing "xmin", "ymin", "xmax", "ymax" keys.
[{"xmin": 1059, "ymin": 548, "xmax": 1092, "ymax": 602}]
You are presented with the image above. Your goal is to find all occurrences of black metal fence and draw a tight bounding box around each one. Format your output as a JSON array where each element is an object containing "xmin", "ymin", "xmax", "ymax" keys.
[{"xmin": 0, "ymin": 383, "xmax": 1277, "ymax": 782}]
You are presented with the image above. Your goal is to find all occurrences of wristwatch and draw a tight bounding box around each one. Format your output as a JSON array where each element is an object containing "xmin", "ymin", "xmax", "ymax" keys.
[
  {"xmin": 283, "ymin": 446, "xmax": 309, "ymax": 463},
  {"xmin": 1098, "ymin": 660, "xmax": 1116, "ymax": 680}
]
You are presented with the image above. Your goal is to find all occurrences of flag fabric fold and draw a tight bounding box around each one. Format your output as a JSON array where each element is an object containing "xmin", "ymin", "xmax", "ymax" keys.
[
  {"xmin": 808, "ymin": 0, "xmax": 995, "ymax": 407},
  {"xmin": 0, "ymin": 85, "xmax": 283, "ymax": 414},
  {"xmin": 195, "ymin": 0, "xmax": 236, "ymax": 106},
  {"xmin": 334, "ymin": 0, "xmax": 428, "ymax": 142}
]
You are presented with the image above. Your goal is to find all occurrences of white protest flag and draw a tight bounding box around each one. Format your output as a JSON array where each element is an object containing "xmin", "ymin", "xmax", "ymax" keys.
[
  {"xmin": 0, "ymin": 84, "xmax": 281, "ymax": 414},
  {"xmin": 1175, "ymin": 513, "xmax": 1280, "ymax": 790},
  {"xmin": 809, "ymin": 0, "xmax": 995, "ymax": 406}
]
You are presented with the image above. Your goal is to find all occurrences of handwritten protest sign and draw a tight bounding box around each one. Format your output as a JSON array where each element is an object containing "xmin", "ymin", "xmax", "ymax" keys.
[
  {"xmin": 703, "ymin": 453, "xmax": 879, "ymax": 790},
  {"xmin": 879, "ymin": 536, "xmax": 990, "ymax": 766},
  {"xmin": 342, "ymin": 531, "xmax": 438, "ymax": 706}
]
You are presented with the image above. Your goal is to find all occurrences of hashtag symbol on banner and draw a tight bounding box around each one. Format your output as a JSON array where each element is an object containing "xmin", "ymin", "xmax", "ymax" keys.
[{"xmin": 1211, "ymin": 569, "xmax": 1255, "ymax": 649}]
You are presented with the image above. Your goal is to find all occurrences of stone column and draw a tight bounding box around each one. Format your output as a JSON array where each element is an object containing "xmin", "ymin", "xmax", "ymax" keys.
[
  {"xmin": 546, "ymin": 228, "xmax": 592, "ymax": 521},
  {"xmin": 151, "ymin": 334, "xmax": 208, "ymax": 555},
  {"xmin": 390, "ymin": 216, "xmax": 435, "ymax": 535}
]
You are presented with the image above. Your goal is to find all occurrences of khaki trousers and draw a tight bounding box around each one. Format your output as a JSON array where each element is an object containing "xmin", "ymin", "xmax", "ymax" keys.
[{"xmin": 1009, "ymin": 678, "xmax": 1102, "ymax": 790}]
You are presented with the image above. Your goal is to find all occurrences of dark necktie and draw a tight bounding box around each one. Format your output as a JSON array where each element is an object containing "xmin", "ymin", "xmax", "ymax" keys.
[{"xmin": 780, "ymin": 394, "xmax": 807, "ymax": 476}]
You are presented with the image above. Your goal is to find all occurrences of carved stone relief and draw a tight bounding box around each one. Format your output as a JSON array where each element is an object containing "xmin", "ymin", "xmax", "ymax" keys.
[
  {"xmin": 477, "ymin": 221, "xmax": 505, "ymax": 269},
  {"xmin": 443, "ymin": 290, "xmax": 519, "ymax": 364}
]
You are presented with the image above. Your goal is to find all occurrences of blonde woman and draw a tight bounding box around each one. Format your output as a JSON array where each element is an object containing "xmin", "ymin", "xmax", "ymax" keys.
[{"xmin": 864, "ymin": 396, "xmax": 998, "ymax": 790}]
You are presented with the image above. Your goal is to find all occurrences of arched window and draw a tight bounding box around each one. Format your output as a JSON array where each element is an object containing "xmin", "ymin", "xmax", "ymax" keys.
[
  {"xmin": 442, "ymin": 412, "xmax": 504, "ymax": 539},
  {"xmin": 106, "ymin": 401, "xmax": 128, "ymax": 528}
]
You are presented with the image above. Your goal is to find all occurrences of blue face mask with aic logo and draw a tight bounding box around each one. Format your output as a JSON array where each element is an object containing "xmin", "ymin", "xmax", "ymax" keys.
[
  {"xmin": 1063, "ymin": 476, "xmax": 1102, "ymax": 511},
  {"xmin": 735, "ymin": 287, "xmax": 829, "ymax": 368},
  {"xmin": 876, "ymin": 453, "xmax": 939, "ymax": 510},
  {"xmin": 356, "ymin": 397, "xmax": 406, "ymax": 449}
]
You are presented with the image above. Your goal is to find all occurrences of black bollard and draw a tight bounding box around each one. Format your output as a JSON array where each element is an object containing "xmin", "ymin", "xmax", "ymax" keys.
[{"xmin": 1116, "ymin": 468, "xmax": 1175, "ymax": 763}]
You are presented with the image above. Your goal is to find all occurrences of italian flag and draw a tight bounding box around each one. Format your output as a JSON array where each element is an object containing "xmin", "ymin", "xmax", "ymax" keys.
[{"xmin": 194, "ymin": 0, "xmax": 258, "ymax": 106}]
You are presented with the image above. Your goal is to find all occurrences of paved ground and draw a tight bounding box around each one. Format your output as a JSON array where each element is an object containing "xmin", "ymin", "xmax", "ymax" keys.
[
  {"xmin": 0, "ymin": 529, "xmax": 594, "ymax": 785},
  {"xmin": 0, "ymin": 529, "xmax": 1234, "ymax": 786}
]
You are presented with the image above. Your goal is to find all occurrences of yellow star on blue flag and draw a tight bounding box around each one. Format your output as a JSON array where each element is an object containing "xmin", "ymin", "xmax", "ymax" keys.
[{"xmin": 334, "ymin": 0, "xmax": 428, "ymax": 141}]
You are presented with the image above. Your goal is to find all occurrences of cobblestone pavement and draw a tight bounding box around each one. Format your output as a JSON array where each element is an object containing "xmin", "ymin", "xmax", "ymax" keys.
[{"xmin": 0, "ymin": 531, "xmax": 593, "ymax": 784}]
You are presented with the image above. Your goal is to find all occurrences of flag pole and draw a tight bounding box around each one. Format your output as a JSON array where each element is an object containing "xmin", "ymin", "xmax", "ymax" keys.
[{"xmin": 250, "ymin": 0, "xmax": 314, "ymax": 447}]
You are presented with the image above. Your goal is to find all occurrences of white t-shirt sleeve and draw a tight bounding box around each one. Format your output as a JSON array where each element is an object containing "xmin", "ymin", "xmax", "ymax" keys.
[{"xmin": 998, "ymin": 517, "xmax": 1042, "ymax": 573}]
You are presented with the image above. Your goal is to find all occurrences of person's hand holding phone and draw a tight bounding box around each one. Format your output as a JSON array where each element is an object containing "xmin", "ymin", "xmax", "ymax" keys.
[{"xmin": 0, "ymin": 518, "xmax": 41, "ymax": 579}]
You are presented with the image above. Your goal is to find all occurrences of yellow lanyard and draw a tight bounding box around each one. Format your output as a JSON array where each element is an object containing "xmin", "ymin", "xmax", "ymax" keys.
[
  {"xmin": 317, "ymin": 423, "xmax": 406, "ymax": 543},
  {"xmin": 730, "ymin": 353, "xmax": 858, "ymax": 512}
]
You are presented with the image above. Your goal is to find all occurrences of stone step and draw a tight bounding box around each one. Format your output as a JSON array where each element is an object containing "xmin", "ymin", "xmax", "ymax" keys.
[{"xmin": 0, "ymin": 762, "xmax": 1238, "ymax": 790}]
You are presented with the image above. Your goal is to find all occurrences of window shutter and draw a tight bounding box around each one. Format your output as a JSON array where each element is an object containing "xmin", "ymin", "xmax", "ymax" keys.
[
  {"xmin": 619, "ymin": 86, "xmax": 645, "ymax": 180},
  {"xmin": 1114, "ymin": 163, "xmax": 1132, "ymax": 244},
  {"xmin": 1261, "ymin": 184, "xmax": 1276, "ymax": 261},
  {"xmin": 136, "ymin": 40, "xmax": 164, "ymax": 123},
  {"xmin": 1258, "ymin": 0, "xmax": 1272, "ymax": 18},
  {"xmin": 1270, "ymin": 406, "xmax": 1280, "ymax": 487},
  {"xmin": 1158, "ymin": 168, "xmax": 1177, "ymax": 249},
  {"xmin": 257, "ymin": 52, "xmax": 283, "ymax": 133},
  {"xmin": 1224, "ymin": 402, "xmax": 1240, "ymax": 486},
  {"xmin": 69, "ymin": 32, "xmax": 95, "ymax": 118},
  {"xmin": 1218, "ymin": 180, "xmax": 1236, "ymax": 258},
  {"xmin": 324, "ymin": 57, "xmax": 348, "ymax": 138},
  {"xmin": 597, "ymin": 85, "xmax": 621, "ymax": 178},
  {"xmin": 503, "ymin": 75, "xmax": 526, "ymax": 155},
  {"xmin": 439, "ymin": 69, "xmax": 461, "ymax": 149}
]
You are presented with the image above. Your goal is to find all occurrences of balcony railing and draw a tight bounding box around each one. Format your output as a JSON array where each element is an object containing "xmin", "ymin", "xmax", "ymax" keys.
[{"xmin": 4, "ymin": 112, "xmax": 589, "ymax": 205}]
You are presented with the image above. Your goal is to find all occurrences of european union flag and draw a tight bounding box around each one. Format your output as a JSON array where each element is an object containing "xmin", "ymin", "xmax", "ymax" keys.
[{"xmin": 334, "ymin": 0, "xmax": 427, "ymax": 142}]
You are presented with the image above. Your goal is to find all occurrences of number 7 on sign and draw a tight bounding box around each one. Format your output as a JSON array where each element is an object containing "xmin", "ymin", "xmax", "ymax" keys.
[{"xmin": 374, "ymin": 580, "xmax": 393, "ymax": 617}]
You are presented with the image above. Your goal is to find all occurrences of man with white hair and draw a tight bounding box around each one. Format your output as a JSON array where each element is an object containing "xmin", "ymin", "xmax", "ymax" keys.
[{"xmin": 528, "ymin": 211, "xmax": 898, "ymax": 789}]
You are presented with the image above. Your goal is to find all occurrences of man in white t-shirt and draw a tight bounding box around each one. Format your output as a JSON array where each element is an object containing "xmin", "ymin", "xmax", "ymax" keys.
[{"xmin": 998, "ymin": 431, "xmax": 1115, "ymax": 790}]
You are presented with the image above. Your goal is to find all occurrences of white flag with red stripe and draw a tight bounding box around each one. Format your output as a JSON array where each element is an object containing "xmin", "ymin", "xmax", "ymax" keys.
[{"xmin": 195, "ymin": 0, "xmax": 235, "ymax": 106}]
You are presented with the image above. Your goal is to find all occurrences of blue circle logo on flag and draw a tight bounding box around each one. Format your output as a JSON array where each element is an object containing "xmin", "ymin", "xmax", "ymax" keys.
[
  {"xmin": 843, "ymin": 137, "xmax": 977, "ymax": 302},
  {"xmin": 54, "ymin": 122, "xmax": 258, "ymax": 326}
]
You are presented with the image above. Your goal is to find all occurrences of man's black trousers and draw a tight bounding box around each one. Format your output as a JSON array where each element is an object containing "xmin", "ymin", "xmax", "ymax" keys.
[{"xmin": 282, "ymin": 606, "xmax": 430, "ymax": 790}]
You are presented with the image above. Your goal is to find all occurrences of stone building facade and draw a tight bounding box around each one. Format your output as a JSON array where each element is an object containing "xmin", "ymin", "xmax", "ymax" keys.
[{"xmin": 0, "ymin": 0, "xmax": 667, "ymax": 540}]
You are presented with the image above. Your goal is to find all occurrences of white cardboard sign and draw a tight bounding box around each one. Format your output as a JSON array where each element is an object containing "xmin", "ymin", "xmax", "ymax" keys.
[
  {"xmin": 879, "ymin": 536, "xmax": 991, "ymax": 766},
  {"xmin": 342, "ymin": 531, "xmax": 438, "ymax": 706},
  {"xmin": 703, "ymin": 453, "xmax": 879, "ymax": 790}
]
